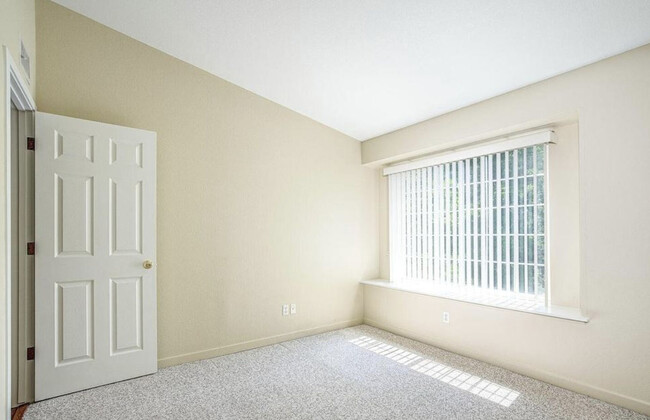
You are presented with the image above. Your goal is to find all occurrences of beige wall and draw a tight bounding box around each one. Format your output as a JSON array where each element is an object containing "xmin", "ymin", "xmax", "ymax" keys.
[
  {"xmin": 35, "ymin": 0, "xmax": 378, "ymax": 367},
  {"xmin": 547, "ymin": 124, "xmax": 580, "ymax": 307},
  {"xmin": 1, "ymin": 0, "xmax": 36, "ymax": 414},
  {"xmin": 0, "ymin": 0, "xmax": 35, "ymax": 89},
  {"xmin": 363, "ymin": 44, "xmax": 650, "ymax": 414}
]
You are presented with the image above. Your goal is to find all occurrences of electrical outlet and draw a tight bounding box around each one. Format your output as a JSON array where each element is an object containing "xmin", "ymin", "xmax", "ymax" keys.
[
  {"xmin": 290, "ymin": 303, "xmax": 297, "ymax": 315},
  {"xmin": 282, "ymin": 304, "xmax": 289, "ymax": 316},
  {"xmin": 442, "ymin": 312, "xmax": 450, "ymax": 323}
]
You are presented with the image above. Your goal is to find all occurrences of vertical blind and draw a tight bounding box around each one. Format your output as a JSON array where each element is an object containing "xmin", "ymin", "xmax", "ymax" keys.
[{"xmin": 388, "ymin": 144, "xmax": 548, "ymax": 301}]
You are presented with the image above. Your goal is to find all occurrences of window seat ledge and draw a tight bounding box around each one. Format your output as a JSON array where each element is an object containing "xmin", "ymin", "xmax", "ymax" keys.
[{"xmin": 360, "ymin": 279, "xmax": 589, "ymax": 323}]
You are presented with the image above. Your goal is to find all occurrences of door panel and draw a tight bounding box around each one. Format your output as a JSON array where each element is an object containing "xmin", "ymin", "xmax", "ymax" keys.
[
  {"xmin": 56, "ymin": 280, "xmax": 94, "ymax": 365},
  {"xmin": 35, "ymin": 112, "xmax": 156, "ymax": 400},
  {"xmin": 109, "ymin": 179, "xmax": 142, "ymax": 255},
  {"xmin": 55, "ymin": 174, "xmax": 94, "ymax": 256},
  {"xmin": 110, "ymin": 276, "xmax": 142, "ymax": 354},
  {"xmin": 54, "ymin": 130, "xmax": 94, "ymax": 162}
]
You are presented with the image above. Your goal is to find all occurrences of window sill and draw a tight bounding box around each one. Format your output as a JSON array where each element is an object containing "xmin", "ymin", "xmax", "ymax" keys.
[{"xmin": 360, "ymin": 279, "xmax": 588, "ymax": 323}]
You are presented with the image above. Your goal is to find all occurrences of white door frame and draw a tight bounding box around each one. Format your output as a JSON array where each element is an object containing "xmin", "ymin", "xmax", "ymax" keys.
[{"xmin": 4, "ymin": 46, "xmax": 36, "ymax": 419}]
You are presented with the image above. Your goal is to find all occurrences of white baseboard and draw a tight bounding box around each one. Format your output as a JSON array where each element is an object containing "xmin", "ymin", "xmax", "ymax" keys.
[
  {"xmin": 363, "ymin": 317, "xmax": 650, "ymax": 416},
  {"xmin": 157, "ymin": 319, "xmax": 363, "ymax": 368}
]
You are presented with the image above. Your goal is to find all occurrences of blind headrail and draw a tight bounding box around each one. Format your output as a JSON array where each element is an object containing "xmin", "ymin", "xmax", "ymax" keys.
[{"xmin": 383, "ymin": 130, "xmax": 556, "ymax": 176}]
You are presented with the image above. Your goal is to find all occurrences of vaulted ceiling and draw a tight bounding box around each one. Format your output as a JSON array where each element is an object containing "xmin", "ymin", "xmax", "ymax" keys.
[{"xmin": 51, "ymin": 0, "xmax": 650, "ymax": 140}]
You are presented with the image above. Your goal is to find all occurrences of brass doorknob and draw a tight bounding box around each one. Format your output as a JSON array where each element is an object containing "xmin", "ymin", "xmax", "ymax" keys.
[{"xmin": 143, "ymin": 260, "xmax": 154, "ymax": 269}]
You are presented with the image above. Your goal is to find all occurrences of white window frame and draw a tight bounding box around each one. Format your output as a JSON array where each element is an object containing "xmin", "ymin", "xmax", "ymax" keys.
[{"xmin": 385, "ymin": 130, "xmax": 554, "ymax": 306}]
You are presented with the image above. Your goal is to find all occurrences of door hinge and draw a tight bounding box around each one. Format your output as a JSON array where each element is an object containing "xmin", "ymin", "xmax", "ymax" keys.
[
  {"xmin": 27, "ymin": 136, "xmax": 35, "ymax": 150},
  {"xmin": 27, "ymin": 347, "xmax": 35, "ymax": 361},
  {"xmin": 27, "ymin": 242, "xmax": 35, "ymax": 255}
]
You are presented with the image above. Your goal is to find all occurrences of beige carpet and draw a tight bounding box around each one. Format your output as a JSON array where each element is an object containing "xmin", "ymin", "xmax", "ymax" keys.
[{"xmin": 25, "ymin": 325, "xmax": 647, "ymax": 419}]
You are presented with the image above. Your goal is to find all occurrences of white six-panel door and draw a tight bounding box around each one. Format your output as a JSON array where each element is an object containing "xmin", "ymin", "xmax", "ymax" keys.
[{"xmin": 34, "ymin": 112, "xmax": 157, "ymax": 400}]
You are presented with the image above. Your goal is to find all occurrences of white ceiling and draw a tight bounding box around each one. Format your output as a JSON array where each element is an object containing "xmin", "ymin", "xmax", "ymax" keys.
[{"xmin": 51, "ymin": 0, "xmax": 650, "ymax": 140}]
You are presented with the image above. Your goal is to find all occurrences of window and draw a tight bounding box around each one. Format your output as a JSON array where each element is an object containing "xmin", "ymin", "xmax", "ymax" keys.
[{"xmin": 387, "ymin": 132, "xmax": 550, "ymax": 304}]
